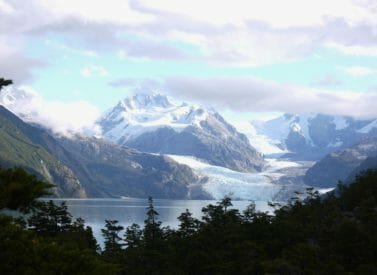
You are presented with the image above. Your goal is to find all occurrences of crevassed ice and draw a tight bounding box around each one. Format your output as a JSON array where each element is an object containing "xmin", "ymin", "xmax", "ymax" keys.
[{"xmin": 168, "ymin": 155, "xmax": 303, "ymax": 201}]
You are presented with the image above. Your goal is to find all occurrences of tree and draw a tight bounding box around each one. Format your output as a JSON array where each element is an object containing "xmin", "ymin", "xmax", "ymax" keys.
[
  {"xmin": 143, "ymin": 196, "xmax": 163, "ymax": 248},
  {"xmin": 27, "ymin": 200, "xmax": 73, "ymax": 236},
  {"xmin": 177, "ymin": 209, "xmax": 200, "ymax": 237},
  {"xmin": 101, "ymin": 220, "xmax": 124, "ymax": 260},
  {"xmin": 0, "ymin": 78, "xmax": 12, "ymax": 92},
  {"xmin": 0, "ymin": 167, "xmax": 53, "ymax": 212},
  {"xmin": 124, "ymin": 223, "xmax": 142, "ymax": 248},
  {"xmin": 0, "ymin": 167, "xmax": 116, "ymax": 274}
]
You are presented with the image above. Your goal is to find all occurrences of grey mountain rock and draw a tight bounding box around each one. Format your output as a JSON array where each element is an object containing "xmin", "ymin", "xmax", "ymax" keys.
[
  {"xmin": 304, "ymin": 137, "xmax": 377, "ymax": 188},
  {"xmin": 251, "ymin": 113, "xmax": 377, "ymax": 160},
  {"xmin": 52, "ymin": 135, "xmax": 200, "ymax": 198},
  {"xmin": 0, "ymin": 105, "xmax": 200, "ymax": 199},
  {"xmin": 0, "ymin": 106, "xmax": 86, "ymax": 198},
  {"xmin": 98, "ymin": 93, "xmax": 265, "ymax": 172}
]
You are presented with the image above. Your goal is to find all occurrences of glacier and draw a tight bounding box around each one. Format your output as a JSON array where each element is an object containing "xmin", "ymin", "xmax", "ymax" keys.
[{"xmin": 167, "ymin": 155, "xmax": 310, "ymax": 201}]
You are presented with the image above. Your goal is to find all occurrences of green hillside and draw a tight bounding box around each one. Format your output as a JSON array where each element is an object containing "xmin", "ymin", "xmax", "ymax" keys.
[{"xmin": 0, "ymin": 106, "xmax": 86, "ymax": 198}]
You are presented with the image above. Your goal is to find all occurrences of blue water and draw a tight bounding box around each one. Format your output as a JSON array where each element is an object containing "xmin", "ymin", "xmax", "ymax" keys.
[{"xmin": 52, "ymin": 198, "xmax": 273, "ymax": 246}]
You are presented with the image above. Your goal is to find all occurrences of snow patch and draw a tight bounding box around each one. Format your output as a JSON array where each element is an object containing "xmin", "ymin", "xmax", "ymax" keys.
[
  {"xmin": 332, "ymin": 116, "xmax": 349, "ymax": 130},
  {"xmin": 318, "ymin": 188, "xmax": 335, "ymax": 195},
  {"xmin": 231, "ymin": 120, "xmax": 287, "ymax": 156},
  {"xmin": 357, "ymin": 119, "xmax": 377, "ymax": 134},
  {"xmin": 327, "ymin": 140, "xmax": 343, "ymax": 148}
]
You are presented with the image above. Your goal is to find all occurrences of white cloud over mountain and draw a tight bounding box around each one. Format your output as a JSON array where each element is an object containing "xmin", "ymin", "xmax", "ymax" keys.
[
  {"xmin": 0, "ymin": 86, "xmax": 101, "ymax": 136},
  {"xmin": 162, "ymin": 76, "xmax": 377, "ymax": 119},
  {"xmin": 0, "ymin": 0, "xmax": 376, "ymax": 119}
]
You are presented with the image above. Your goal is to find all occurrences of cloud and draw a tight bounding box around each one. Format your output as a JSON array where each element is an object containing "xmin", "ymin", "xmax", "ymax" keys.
[
  {"xmin": 2, "ymin": 0, "xmax": 377, "ymax": 69},
  {"xmin": 0, "ymin": 35, "xmax": 44, "ymax": 82},
  {"xmin": 0, "ymin": 0, "xmax": 14, "ymax": 14},
  {"xmin": 161, "ymin": 76, "xmax": 377, "ymax": 118},
  {"xmin": 343, "ymin": 66, "xmax": 376, "ymax": 76},
  {"xmin": 81, "ymin": 65, "xmax": 109, "ymax": 78},
  {"xmin": 109, "ymin": 77, "xmax": 162, "ymax": 89},
  {"xmin": 44, "ymin": 39, "xmax": 98, "ymax": 57},
  {"xmin": 327, "ymin": 43, "xmax": 377, "ymax": 57},
  {"xmin": 312, "ymin": 74, "xmax": 343, "ymax": 87},
  {"xmin": 0, "ymin": 85, "xmax": 101, "ymax": 136}
]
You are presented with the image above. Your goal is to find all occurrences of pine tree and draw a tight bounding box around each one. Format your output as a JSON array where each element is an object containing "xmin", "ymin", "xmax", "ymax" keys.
[
  {"xmin": 177, "ymin": 209, "xmax": 200, "ymax": 237},
  {"xmin": 143, "ymin": 197, "xmax": 163, "ymax": 248},
  {"xmin": 101, "ymin": 220, "xmax": 124, "ymax": 260},
  {"xmin": 27, "ymin": 200, "xmax": 72, "ymax": 236},
  {"xmin": 124, "ymin": 223, "xmax": 142, "ymax": 248}
]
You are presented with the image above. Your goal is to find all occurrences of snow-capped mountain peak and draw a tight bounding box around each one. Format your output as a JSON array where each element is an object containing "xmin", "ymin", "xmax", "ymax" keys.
[
  {"xmin": 120, "ymin": 93, "xmax": 174, "ymax": 110},
  {"xmin": 98, "ymin": 92, "xmax": 265, "ymax": 172},
  {"xmin": 245, "ymin": 112, "xmax": 377, "ymax": 159},
  {"xmin": 99, "ymin": 93, "xmax": 214, "ymax": 142}
]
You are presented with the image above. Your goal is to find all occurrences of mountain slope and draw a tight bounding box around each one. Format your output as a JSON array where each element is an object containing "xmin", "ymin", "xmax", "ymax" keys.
[
  {"xmin": 51, "ymin": 136, "xmax": 199, "ymax": 198},
  {"xmin": 98, "ymin": 93, "xmax": 265, "ymax": 172},
  {"xmin": 0, "ymin": 105, "xmax": 200, "ymax": 199},
  {"xmin": 249, "ymin": 113, "xmax": 377, "ymax": 159},
  {"xmin": 0, "ymin": 106, "xmax": 86, "ymax": 197},
  {"xmin": 345, "ymin": 155, "xmax": 377, "ymax": 183},
  {"xmin": 304, "ymin": 138, "xmax": 377, "ymax": 188}
]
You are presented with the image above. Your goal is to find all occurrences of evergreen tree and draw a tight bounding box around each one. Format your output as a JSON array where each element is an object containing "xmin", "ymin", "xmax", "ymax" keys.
[
  {"xmin": 28, "ymin": 200, "xmax": 72, "ymax": 236},
  {"xmin": 101, "ymin": 220, "xmax": 124, "ymax": 260},
  {"xmin": 0, "ymin": 167, "xmax": 53, "ymax": 212},
  {"xmin": 0, "ymin": 167, "xmax": 116, "ymax": 274},
  {"xmin": 177, "ymin": 209, "xmax": 200, "ymax": 237},
  {"xmin": 143, "ymin": 196, "xmax": 163, "ymax": 248},
  {"xmin": 124, "ymin": 223, "xmax": 142, "ymax": 248}
]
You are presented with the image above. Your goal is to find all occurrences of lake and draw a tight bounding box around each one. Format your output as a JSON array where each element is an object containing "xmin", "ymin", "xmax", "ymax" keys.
[{"xmin": 51, "ymin": 198, "xmax": 274, "ymax": 246}]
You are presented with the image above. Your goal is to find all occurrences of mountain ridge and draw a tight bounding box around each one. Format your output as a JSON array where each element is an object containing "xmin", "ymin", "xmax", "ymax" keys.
[
  {"xmin": 0, "ymin": 106, "xmax": 87, "ymax": 198},
  {"xmin": 248, "ymin": 113, "xmax": 377, "ymax": 160},
  {"xmin": 98, "ymin": 93, "xmax": 265, "ymax": 172},
  {"xmin": 304, "ymin": 137, "xmax": 377, "ymax": 188},
  {"xmin": 0, "ymin": 105, "xmax": 202, "ymax": 199}
]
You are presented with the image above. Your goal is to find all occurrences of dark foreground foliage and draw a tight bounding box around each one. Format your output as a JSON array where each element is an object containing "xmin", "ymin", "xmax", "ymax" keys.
[
  {"xmin": 1, "ymin": 167, "xmax": 377, "ymax": 274},
  {"xmin": 0, "ymin": 167, "xmax": 117, "ymax": 274},
  {"xmin": 105, "ymin": 170, "xmax": 377, "ymax": 275}
]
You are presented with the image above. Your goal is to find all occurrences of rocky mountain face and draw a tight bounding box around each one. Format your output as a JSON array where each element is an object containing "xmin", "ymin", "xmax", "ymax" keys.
[
  {"xmin": 0, "ymin": 106, "xmax": 199, "ymax": 199},
  {"xmin": 0, "ymin": 106, "xmax": 86, "ymax": 198},
  {"xmin": 98, "ymin": 93, "xmax": 265, "ymax": 172},
  {"xmin": 304, "ymin": 138, "xmax": 377, "ymax": 188},
  {"xmin": 3, "ymin": 86, "xmax": 377, "ymax": 199},
  {"xmin": 345, "ymin": 156, "xmax": 377, "ymax": 183},
  {"xmin": 250, "ymin": 113, "xmax": 377, "ymax": 160},
  {"xmin": 52, "ymin": 136, "xmax": 199, "ymax": 198}
]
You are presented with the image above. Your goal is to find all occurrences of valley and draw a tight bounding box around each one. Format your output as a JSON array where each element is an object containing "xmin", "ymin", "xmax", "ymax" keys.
[{"xmin": 1, "ymin": 88, "xmax": 377, "ymax": 201}]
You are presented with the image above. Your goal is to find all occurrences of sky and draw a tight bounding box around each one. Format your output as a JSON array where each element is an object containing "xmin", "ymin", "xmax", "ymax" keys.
[{"xmin": 1, "ymin": 0, "xmax": 377, "ymax": 133}]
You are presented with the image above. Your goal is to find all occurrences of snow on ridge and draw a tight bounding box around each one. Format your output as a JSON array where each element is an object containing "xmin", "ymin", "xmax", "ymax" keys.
[
  {"xmin": 99, "ymin": 93, "xmax": 214, "ymax": 143},
  {"xmin": 245, "ymin": 113, "xmax": 316, "ymax": 154},
  {"xmin": 357, "ymin": 119, "xmax": 377, "ymax": 134},
  {"xmin": 120, "ymin": 93, "xmax": 174, "ymax": 110},
  {"xmin": 332, "ymin": 116, "xmax": 349, "ymax": 130},
  {"xmin": 230, "ymin": 120, "xmax": 287, "ymax": 156},
  {"xmin": 296, "ymin": 113, "xmax": 316, "ymax": 145},
  {"xmin": 327, "ymin": 140, "xmax": 343, "ymax": 148}
]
